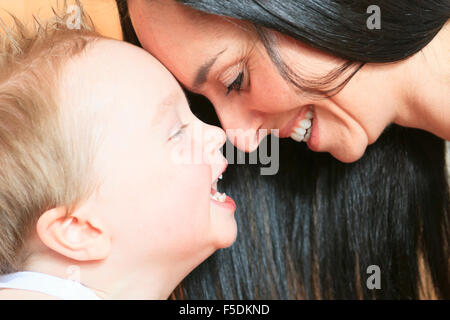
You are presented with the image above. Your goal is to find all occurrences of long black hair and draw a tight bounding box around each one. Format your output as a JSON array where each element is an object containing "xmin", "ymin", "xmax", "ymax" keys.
[
  {"xmin": 116, "ymin": 0, "xmax": 450, "ymax": 299},
  {"xmin": 178, "ymin": 0, "xmax": 449, "ymax": 98}
]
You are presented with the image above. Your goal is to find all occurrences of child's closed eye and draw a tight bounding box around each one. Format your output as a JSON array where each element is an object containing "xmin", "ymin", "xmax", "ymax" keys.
[{"xmin": 169, "ymin": 123, "xmax": 189, "ymax": 142}]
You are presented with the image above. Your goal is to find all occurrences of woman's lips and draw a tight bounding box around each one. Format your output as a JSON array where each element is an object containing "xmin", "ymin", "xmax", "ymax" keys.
[{"xmin": 306, "ymin": 109, "xmax": 319, "ymax": 151}]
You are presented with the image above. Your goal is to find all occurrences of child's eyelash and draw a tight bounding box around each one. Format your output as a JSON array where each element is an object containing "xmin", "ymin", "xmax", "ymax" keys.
[
  {"xmin": 169, "ymin": 123, "xmax": 188, "ymax": 140},
  {"xmin": 225, "ymin": 71, "xmax": 244, "ymax": 96}
]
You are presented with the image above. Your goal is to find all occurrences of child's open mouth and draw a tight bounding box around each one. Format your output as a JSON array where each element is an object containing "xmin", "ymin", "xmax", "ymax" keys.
[
  {"xmin": 210, "ymin": 172, "xmax": 236, "ymax": 211},
  {"xmin": 210, "ymin": 174, "xmax": 226, "ymax": 202}
]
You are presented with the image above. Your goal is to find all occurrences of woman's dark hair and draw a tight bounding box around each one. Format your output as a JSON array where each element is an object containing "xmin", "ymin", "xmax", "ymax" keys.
[
  {"xmin": 116, "ymin": 0, "xmax": 450, "ymax": 299},
  {"xmin": 176, "ymin": 0, "xmax": 450, "ymax": 98}
]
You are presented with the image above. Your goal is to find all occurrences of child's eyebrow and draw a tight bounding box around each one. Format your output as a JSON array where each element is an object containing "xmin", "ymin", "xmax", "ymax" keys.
[{"xmin": 152, "ymin": 90, "xmax": 183, "ymax": 126}]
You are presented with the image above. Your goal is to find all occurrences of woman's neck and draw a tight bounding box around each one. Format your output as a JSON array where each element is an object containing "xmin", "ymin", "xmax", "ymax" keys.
[{"xmin": 394, "ymin": 20, "xmax": 450, "ymax": 140}]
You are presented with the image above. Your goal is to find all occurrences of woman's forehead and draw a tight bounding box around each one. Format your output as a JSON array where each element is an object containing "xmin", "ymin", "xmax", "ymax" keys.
[
  {"xmin": 132, "ymin": 0, "xmax": 255, "ymax": 42},
  {"xmin": 130, "ymin": 1, "xmax": 258, "ymax": 86}
]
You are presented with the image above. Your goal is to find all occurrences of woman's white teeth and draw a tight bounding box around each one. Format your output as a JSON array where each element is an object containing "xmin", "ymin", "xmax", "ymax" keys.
[
  {"xmin": 294, "ymin": 127, "xmax": 306, "ymax": 136},
  {"xmin": 304, "ymin": 130, "xmax": 311, "ymax": 141},
  {"xmin": 290, "ymin": 108, "xmax": 314, "ymax": 143},
  {"xmin": 211, "ymin": 191, "xmax": 226, "ymax": 202},
  {"xmin": 299, "ymin": 119, "xmax": 311, "ymax": 129},
  {"xmin": 218, "ymin": 174, "xmax": 223, "ymax": 180}
]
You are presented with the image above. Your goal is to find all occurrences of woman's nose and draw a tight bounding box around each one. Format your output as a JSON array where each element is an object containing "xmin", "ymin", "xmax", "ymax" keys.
[{"xmin": 217, "ymin": 108, "xmax": 264, "ymax": 153}]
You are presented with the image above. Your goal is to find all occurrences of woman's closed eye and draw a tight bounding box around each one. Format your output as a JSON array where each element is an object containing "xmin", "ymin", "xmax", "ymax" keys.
[{"xmin": 225, "ymin": 71, "xmax": 244, "ymax": 96}]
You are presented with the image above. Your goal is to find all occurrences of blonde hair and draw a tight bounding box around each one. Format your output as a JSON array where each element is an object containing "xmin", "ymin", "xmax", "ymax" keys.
[{"xmin": 0, "ymin": 3, "xmax": 103, "ymax": 273}]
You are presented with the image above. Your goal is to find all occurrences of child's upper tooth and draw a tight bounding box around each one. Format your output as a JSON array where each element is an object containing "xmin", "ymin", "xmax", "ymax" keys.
[
  {"xmin": 218, "ymin": 174, "xmax": 223, "ymax": 180},
  {"xmin": 305, "ymin": 111, "xmax": 314, "ymax": 119}
]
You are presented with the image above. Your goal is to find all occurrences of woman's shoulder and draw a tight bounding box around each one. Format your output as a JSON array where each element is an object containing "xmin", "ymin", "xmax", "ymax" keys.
[{"xmin": 0, "ymin": 0, "xmax": 123, "ymax": 40}]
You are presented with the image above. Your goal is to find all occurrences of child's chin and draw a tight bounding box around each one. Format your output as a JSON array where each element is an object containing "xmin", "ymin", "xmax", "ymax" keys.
[{"xmin": 213, "ymin": 220, "xmax": 238, "ymax": 249}]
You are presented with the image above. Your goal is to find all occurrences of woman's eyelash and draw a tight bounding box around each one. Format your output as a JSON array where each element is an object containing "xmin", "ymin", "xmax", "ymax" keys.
[{"xmin": 225, "ymin": 71, "xmax": 244, "ymax": 96}]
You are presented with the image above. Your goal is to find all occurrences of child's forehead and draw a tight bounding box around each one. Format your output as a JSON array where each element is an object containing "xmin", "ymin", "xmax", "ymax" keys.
[
  {"xmin": 60, "ymin": 39, "xmax": 183, "ymax": 118},
  {"xmin": 151, "ymin": 89, "xmax": 186, "ymax": 125},
  {"xmin": 79, "ymin": 39, "xmax": 171, "ymax": 80}
]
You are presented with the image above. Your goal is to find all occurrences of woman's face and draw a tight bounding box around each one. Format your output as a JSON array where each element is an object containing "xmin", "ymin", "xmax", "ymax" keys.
[{"xmin": 129, "ymin": 0, "xmax": 407, "ymax": 163}]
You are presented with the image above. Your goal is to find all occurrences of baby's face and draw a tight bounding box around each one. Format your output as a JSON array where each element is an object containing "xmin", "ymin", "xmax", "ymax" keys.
[{"xmin": 60, "ymin": 39, "xmax": 237, "ymax": 270}]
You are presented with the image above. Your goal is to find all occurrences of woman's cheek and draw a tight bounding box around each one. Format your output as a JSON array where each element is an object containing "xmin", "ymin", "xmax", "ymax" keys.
[{"xmin": 250, "ymin": 67, "xmax": 300, "ymax": 114}]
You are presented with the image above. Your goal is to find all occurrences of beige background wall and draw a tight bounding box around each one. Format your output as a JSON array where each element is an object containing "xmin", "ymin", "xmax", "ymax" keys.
[{"xmin": 0, "ymin": 0, "xmax": 123, "ymax": 39}]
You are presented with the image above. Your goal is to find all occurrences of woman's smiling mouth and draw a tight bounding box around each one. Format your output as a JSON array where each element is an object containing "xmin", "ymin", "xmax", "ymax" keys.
[
  {"xmin": 277, "ymin": 104, "xmax": 319, "ymax": 151},
  {"xmin": 290, "ymin": 106, "xmax": 314, "ymax": 143},
  {"xmin": 278, "ymin": 105, "xmax": 313, "ymax": 138}
]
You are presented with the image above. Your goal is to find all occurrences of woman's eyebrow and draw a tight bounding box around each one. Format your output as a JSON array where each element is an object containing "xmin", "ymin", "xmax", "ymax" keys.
[{"xmin": 192, "ymin": 48, "xmax": 227, "ymax": 90}]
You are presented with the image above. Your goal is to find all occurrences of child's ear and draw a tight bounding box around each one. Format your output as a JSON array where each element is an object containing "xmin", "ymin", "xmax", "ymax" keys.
[{"xmin": 36, "ymin": 206, "xmax": 111, "ymax": 261}]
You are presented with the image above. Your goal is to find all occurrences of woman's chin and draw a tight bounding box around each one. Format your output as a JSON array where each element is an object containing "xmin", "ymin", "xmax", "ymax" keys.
[{"xmin": 331, "ymin": 142, "xmax": 368, "ymax": 163}]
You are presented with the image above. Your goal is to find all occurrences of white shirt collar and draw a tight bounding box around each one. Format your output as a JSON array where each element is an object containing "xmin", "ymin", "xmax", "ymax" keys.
[{"xmin": 0, "ymin": 271, "xmax": 101, "ymax": 300}]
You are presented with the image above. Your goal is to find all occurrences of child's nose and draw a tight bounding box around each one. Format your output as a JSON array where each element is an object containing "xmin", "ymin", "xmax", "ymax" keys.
[
  {"xmin": 204, "ymin": 124, "xmax": 226, "ymax": 155},
  {"xmin": 203, "ymin": 124, "xmax": 227, "ymax": 164}
]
